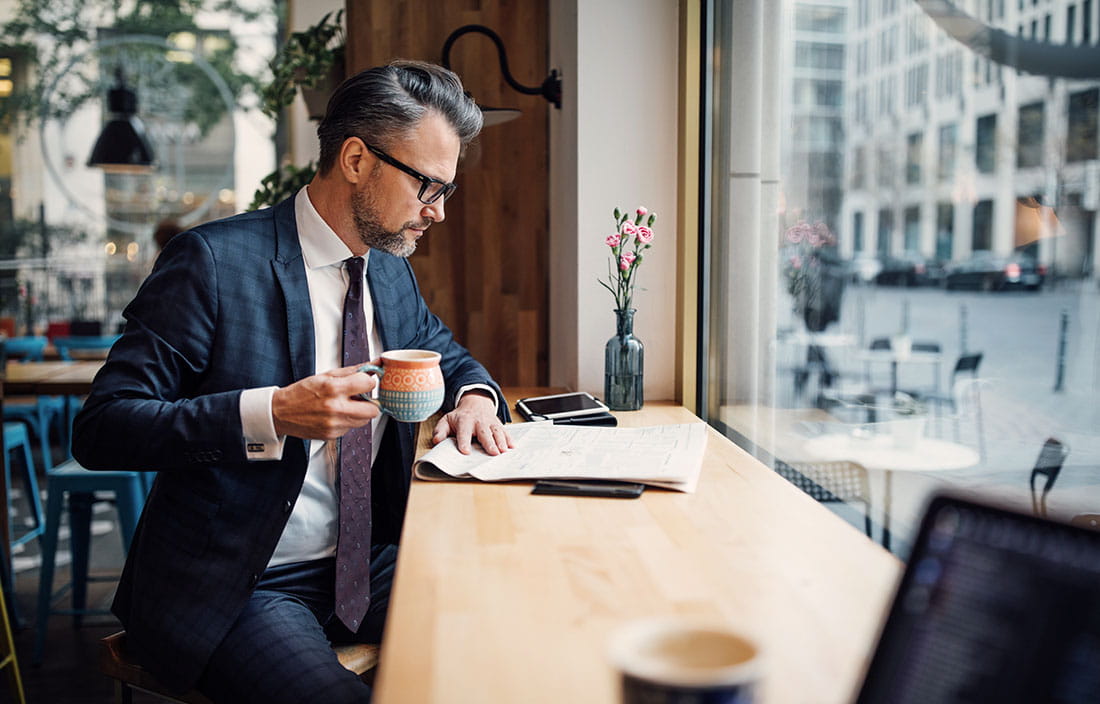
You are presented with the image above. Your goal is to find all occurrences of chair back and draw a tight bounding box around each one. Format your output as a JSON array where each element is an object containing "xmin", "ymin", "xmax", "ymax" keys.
[
  {"xmin": 1030, "ymin": 437, "xmax": 1069, "ymax": 517},
  {"xmin": 911, "ymin": 340, "xmax": 941, "ymax": 353},
  {"xmin": 954, "ymin": 352, "xmax": 983, "ymax": 376},
  {"xmin": 52, "ymin": 334, "xmax": 121, "ymax": 360},
  {"xmin": 3, "ymin": 337, "xmax": 47, "ymax": 362},
  {"xmin": 869, "ymin": 337, "xmax": 891, "ymax": 350}
]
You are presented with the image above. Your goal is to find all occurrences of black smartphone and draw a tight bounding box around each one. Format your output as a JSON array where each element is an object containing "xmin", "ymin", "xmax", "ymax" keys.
[
  {"xmin": 515, "ymin": 391, "xmax": 610, "ymax": 422},
  {"xmin": 531, "ymin": 479, "xmax": 645, "ymax": 498}
]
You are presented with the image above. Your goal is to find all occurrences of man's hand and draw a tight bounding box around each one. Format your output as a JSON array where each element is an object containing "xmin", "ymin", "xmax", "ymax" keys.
[
  {"xmin": 432, "ymin": 390, "xmax": 514, "ymax": 455},
  {"xmin": 272, "ymin": 365, "xmax": 380, "ymax": 439}
]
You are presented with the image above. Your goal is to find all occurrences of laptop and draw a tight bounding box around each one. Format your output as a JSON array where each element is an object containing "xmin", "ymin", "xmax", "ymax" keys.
[{"xmin": 855, "ymin": 493, "xmax": 1100, "ymax": 703}]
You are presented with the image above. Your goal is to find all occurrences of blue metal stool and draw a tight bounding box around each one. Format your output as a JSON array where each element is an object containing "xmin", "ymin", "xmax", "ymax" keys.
[
  {"xmin": 2, "ymin": 422, "xmax": 45, "ymax": 627},
  {"xmin": 3, "ymin": 336, "xmax": 65, "ymax": 470},
  {"xmin": 32, "ymin": 459, "xmax": 148, "ymax": 665}
]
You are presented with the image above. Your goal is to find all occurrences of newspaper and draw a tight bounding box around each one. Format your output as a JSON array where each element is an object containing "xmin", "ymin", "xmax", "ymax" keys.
[{"xmin": 414, "ymin": 422, "xmax": 709, "ymax": 492}]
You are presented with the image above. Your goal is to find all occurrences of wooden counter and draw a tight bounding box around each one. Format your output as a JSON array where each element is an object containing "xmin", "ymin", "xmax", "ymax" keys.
[{"xmin": 373, "ymin": 393, "xmax": 902, "ymax": 703}]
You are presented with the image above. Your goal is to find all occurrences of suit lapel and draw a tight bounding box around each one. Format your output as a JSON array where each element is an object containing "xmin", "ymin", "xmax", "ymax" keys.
[
  {"xmin": 366, "ymin": 250, "xmax": 403, "ymax": 351},
  {"xmin": 270, "ymin": 197, "xmax": 315, "ymax": 382}
]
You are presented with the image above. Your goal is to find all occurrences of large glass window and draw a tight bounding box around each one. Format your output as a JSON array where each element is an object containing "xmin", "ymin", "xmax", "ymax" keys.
[{"xmin": 702, "ymin": 0, "xmax": 1100, "ymax": 559}]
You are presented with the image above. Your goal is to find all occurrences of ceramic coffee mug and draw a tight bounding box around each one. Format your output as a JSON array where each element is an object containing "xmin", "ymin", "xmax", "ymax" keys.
[
  {"xmin": 357, "ymin": 349, "xmax": 445, "ymax": 423},
  {"xmin": 609, "ymin": 618, "xmax": 760, "ymax": 704}
]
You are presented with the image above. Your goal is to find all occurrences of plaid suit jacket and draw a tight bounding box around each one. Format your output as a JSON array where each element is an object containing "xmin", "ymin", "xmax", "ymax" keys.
[{"xmin": 71, "ymin": 196, "xmax": 508, "ymax": 693}]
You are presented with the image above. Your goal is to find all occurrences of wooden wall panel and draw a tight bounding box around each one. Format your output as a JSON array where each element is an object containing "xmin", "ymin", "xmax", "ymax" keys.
[{"xmin": 345, "ymin": 0, "xmax": 550, "ymax": 388}]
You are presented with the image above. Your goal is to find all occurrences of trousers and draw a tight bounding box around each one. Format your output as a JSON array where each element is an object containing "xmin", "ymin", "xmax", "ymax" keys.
[{"xmin": 195, "ymin": 544, "xmax": 397, "ymax": 704}]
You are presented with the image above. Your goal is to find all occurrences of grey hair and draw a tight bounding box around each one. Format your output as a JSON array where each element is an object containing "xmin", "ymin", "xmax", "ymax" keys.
[{"xmin": 316, "ymin": 59, "xmax": 483, "ymax": 175}]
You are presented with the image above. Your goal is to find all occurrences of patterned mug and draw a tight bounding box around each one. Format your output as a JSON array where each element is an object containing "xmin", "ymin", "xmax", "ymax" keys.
[{"xmin": 357, "ymin": 349, "xmax": 445, "ymax": 423}]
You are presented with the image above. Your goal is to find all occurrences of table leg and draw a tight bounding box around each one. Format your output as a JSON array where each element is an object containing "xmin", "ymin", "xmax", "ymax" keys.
[{"xmin": 882, "ymin": 470, "xmax": 893, "ymax": 551}]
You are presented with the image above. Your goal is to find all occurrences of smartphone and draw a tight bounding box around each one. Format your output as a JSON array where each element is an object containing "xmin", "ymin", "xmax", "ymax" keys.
[
  {"xmin": 532, "ymin": 479, "xmax": 645, "ymax": 498},
  {"xmin": 515, "ymin": 391, "xmax": 610, "ymax": 422}
]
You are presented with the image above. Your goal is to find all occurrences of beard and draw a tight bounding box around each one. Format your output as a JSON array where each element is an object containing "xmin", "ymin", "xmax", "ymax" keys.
[{"xmin": 351, "ymin": 187, "xmax": 424, "ymax": 258}]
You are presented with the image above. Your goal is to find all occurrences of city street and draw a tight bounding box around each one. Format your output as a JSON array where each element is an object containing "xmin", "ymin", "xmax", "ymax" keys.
[{"xmin": 776, "ymin": 280, "xmax": 1100, "ymax": 555}]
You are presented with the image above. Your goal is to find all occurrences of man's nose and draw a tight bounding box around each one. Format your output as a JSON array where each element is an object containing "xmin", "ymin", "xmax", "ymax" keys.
[{"xmin": 422, "ymin": 199, "xmax": 445, "ymax": 224}]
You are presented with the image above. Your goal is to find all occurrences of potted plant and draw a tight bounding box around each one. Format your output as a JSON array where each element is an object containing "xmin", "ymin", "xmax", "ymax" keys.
[{"xmin": 261, "ymin": 9, "xmax": 345, "ymax": 121}]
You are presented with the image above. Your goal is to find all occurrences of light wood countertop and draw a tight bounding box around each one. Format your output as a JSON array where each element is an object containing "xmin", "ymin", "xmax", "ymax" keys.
[{"xmin": 373, "ymin": 392, "xmax": 901, "ymax": 703}]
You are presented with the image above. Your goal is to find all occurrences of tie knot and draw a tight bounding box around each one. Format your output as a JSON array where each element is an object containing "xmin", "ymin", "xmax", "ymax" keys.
[{"xmin": 345, "ymin": 256, "xmax": 365, "ymax": 279}]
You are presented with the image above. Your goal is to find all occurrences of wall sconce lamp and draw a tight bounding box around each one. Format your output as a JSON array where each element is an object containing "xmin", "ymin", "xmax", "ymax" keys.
[
  {"xmin": 442, "ymin": 24, "xmax": 561, "ymax": 127},
  {"xmin": 87, "ymin": 67, "xmax": 155, "ymax": 173}
]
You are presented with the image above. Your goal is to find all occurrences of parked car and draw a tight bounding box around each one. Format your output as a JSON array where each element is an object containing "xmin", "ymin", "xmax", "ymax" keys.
[
  {"xmin": 873, "ymin": 252, "xmax": 945, "ymax": 287},
  {"xmin": 943, "ymin": 251, "xmax": 1046, "ymax": 291},
  {"xmin": 846, "ymin": 253, "xmax": 882, "ymax": 285}
]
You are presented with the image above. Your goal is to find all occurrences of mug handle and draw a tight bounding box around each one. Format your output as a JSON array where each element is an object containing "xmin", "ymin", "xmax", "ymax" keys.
[{"xmin": 355, "ymin": 363, "xmax": 387, "ymax": 408}]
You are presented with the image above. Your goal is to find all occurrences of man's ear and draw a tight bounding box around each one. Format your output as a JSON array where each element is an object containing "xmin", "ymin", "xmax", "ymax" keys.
[{"xmin": 339, "ymin": 137, "xmax": 369, "ymax": 185}]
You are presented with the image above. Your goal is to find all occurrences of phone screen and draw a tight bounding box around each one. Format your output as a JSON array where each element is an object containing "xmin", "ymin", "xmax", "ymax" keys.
[{"xmin": 518, "ymin": 392, "xmax": 607, "ymax": 418}]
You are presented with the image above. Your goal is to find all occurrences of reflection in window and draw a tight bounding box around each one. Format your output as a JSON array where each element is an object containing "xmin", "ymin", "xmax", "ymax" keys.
[
  {"xmin": 976, "ymin": 113, "xmax": 997, "ymax": 173},
  {"xmin": 1017, "ymin": 102, "xmax": 1044, "ymax": 168},
  {"xmin": 972, "ymin": 199, "xmax": 993, "ymax": 251},
  {"xmin": 938, "ymin": 123, "xmax": 956, "ymax": 182},
  {"xmin": 904, "ymin": 206, "xmax": 920, "ymax": 251},
  {"xmin": 1067, "ymin": 89, "xmax": 1098, "ymax": 162},
  {"xmin": 906, "ymin": 132, "xmax": 923, "ymax": 184},
  {"xmin": 935, "ymin": 202, "xmax": 954, "ymax": 261}
]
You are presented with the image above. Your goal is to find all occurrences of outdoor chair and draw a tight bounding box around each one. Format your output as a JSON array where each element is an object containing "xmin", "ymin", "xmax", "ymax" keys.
[
  {"xmin": 776, "ymin": 460, "xmax": 874, "ymax": 539},
  {"xmin": 2, "ymin": 336, "xmax": 66, "ymax": 470},
  {"xmin": 1029, "ymin": 437, "xmax": 1069, "ymax": 519},
  {"xmin": 919, "ymin": 352, "xmax": 984, "ymax": 457}
]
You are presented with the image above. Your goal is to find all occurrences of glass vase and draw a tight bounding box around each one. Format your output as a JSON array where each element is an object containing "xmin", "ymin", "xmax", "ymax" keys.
[{"xmin": 604, "ymin": 308, "xmax": 644, "ymax": 411}]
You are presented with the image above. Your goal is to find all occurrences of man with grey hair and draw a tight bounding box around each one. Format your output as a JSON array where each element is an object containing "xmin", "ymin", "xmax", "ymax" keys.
[{"xmin": 73, "ymin": 60, "xmax": 512, "ymax": 703}]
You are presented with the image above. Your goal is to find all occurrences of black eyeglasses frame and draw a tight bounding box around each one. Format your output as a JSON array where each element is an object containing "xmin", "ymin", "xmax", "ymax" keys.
[{"xmin": 364, "ymin": 143, "xmax": 457, "ymax": 205}]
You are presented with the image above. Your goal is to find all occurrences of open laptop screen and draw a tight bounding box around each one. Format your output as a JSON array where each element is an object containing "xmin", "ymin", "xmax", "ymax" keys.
[{"xmin": 856, "ymin": 494, "xmax": 1100, "ymax": 704}]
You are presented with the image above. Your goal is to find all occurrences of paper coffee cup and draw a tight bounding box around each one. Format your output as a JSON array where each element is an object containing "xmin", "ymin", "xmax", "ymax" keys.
[{"xmin": 609, "ymin": 618, "xmax": 759, "ymax": 704}]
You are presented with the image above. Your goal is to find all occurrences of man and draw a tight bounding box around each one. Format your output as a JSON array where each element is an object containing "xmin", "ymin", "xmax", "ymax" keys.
[{"xmin": 72, "ymin": 60, "xmax": 512, "ymax": 703}]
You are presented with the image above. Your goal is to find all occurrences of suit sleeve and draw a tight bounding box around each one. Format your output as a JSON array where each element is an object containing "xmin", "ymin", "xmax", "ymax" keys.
[{"xmin": 72, "ymin": 232, "xmax": 248, "ymax": 471}]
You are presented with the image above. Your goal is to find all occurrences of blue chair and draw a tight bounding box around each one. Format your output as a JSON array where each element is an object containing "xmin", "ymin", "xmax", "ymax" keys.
[
  {"xmin": 32, "ymin": 459, "xmax": 149, "ymax": 665},
  {"xmin": 1, "ymin": 423, "xmax": 45, "ymax": 627},
  {"xmin": 3, "ymin": 337, "xmax": 65, "ymax": 470},
  {"xmin": 51, "ymin": 335, "xmax": 121, "ymax": 361}
]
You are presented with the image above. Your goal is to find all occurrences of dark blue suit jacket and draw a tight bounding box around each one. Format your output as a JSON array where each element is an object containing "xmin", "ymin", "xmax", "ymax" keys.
[{"xmin": 72, "ymin": 197, "xmax": 508, "ymax": 692}]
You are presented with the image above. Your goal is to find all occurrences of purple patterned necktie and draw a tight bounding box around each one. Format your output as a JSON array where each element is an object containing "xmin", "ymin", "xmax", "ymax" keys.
[{"xmin": 336, "ymin": 256, "xmax": 372, "ymax": 631}]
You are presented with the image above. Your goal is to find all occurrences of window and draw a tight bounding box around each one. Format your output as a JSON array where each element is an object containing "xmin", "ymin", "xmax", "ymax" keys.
[
  {"xmin": 1067, "ymin": 89, "xmax": 1099, "ymax": 162},
  {"xmin": 938, "ymin": 123, "xmax": 957, "ymax": 182},
  {"xmin": 795, "ymin": 5, "xmax": 846, "ymax": 33},
  {"xmin": 904, "ymin": 206, "xmax": 921, "ymax": 251},
  {"xmin": 1068, "ymin": 5, "xmax": 1077, "ymax": 43},
  {"xmin": 877, "ymin": 208, "xmax": 894, "ymax": 256},
  {"xmin": 795, "ymin": 42, "xmax": 844, "ymax": 70},
  {"xmin": 701, "ymin": 0, "xmax": 1100, "ymax": 562},
  {"xmin": 1086, "ymin": 0, "xmax": 1094, "ymax": 44},
  {"xmin": 972, "ymin": 200, "xmax": 994, "ymax": 251},
  {"xmin": 935, "ymin": 203, "xmax": 954, "ymax": 260},
  {"xmin": 1017, "ymin": 102, "xmax": 1045, "ymax": 168},
  {"xmin": 976, "ymin": 114, "xmax": 997, "ymax": 173},
  {"xmin": 906, "ymin": 132, "xmax": 923, "ymax": 184}
]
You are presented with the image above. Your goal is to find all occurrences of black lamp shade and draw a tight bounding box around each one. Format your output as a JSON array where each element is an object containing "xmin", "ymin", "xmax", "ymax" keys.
[{"xmin": 87, "ymin": 81, "xmax": 155, "ymax": 173}]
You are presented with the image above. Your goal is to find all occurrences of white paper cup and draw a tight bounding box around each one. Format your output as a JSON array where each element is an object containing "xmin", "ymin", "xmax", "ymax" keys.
[{"xmin": 609, "ymin": 618, "xmax": 760, "ymax": 703}]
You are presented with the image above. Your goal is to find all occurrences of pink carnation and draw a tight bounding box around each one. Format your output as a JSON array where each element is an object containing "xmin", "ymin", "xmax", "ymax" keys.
[
  {"xmin": 619, "ymin": 251, "xmax": 637, "ymax": 271},
  {"xmin": 605, "ymin": 233, "xmax": 621, "ymax": 247},
  {"xmin": 785, "ymin": 222, "xmax": 812, "ymax": 244},
  {"xmin": 620, "ymin": 222, "xmax": 639, "ymax": 238},
  {"xmin": 636, "ymin": 206, "xmax": 648, "ymax": 217},
  {"xmin": 636, "ymin": 226, "xmax": 654, "ymax": 244}
]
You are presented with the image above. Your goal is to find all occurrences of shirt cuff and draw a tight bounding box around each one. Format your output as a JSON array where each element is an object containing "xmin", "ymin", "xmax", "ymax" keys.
[
  {"xmin": 240, "ymin": 386, "xmax": 285, "ymax": 460},
  {"xmin": 456, "ymin": 383, "xmax": 499, "ymax": 413}
]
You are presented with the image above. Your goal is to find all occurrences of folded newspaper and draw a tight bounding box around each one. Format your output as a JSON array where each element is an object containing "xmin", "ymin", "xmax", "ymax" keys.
[{"xmin": 414, "ymin": 422, "xmax": 709, "ymax": 492}]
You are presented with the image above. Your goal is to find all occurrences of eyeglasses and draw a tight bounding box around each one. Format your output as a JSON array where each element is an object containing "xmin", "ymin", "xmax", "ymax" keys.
[{"xmin": 365, "ymin": 143, "xmax": 457, "ymax": 205}]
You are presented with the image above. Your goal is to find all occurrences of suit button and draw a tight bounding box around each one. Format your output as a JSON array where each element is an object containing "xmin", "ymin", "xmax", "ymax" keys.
[
  {"xmin": 248, "ymin": 573, "xmax": 259, "ymax": 589},
  {"xmin": 284, "ymin": 500, "xmax": 293, "ymax": 513}
]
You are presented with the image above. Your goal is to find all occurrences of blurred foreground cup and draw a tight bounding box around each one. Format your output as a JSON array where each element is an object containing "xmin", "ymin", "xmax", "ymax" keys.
[{"xmin": 609, "ymin": 618, "xmax": 759, "ymax": 704}]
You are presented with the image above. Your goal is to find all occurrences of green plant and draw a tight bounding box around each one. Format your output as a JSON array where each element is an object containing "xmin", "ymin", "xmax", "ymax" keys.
[
  {"xmin": 248, "ymin": 160, "xmax": 316, "ymax": 211},
  {"xmin": 261, "ymin": 9, "xmax": 344, "ymax": 119},
  {"xmin": 0, "ymin": 0, "xmax": 266, "ymax": 136}
]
